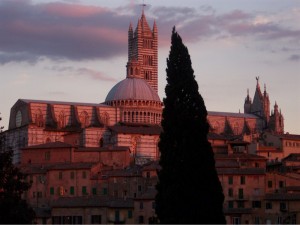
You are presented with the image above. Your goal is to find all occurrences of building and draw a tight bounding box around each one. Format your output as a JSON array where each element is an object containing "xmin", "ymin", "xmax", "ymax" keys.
[{"xmin": 1, "ymin": 9, "xmax": 300, "ymax": 225}]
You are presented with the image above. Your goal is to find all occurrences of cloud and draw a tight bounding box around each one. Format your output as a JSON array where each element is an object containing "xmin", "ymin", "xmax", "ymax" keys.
[
  {"xmin": 47, "ymin": 91, "xmax": 68, "ymax": 96},
  {"xmin": 0, "ymin": 1, "xmax": 300, "ymax": 63},
  {"xmin": 46, "ymin": 65, "xmax": 118, "ymax": 82},
  {"xmin": 76, "ymin": 68, "xmax": 118, "ymax": 82},
  {"xmin": 0, "ymin": 0, "xmax": 129, "ymax": 63},
  {"xmin": 288, "ymin": 54, "xmax": 300, "ymax": 62}
]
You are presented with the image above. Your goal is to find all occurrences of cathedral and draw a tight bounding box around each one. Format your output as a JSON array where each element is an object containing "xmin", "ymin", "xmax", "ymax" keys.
[
  {"xmin": 2, "ymin": 9, "xmax": 297, "ymax": 225},
  {"xmin": 2, "ymin": 10, "xmax": 284, "ymax": 164}
]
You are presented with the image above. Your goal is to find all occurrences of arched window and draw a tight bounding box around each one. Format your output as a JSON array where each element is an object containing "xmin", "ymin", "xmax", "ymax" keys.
[
  {"xmin": 99, "ymin": 138, "xmax": 104, "ymax": 147},
  {"xmin": 35, "ymin": 109, "xmax": 44, "ymax": 127},
  {"xmin": 100, "ymin": 112, "xmax": 109, "ymax": 126},
  {"xmin": 234, "ymin": 122, "xmax": 239, "ymax": 135},
  {"xmin": 213, "ymin": 122, "xmax": 220, "ymax": 134},
  {"xmin": 131, "ymin": 136, "xmax": 140, "ymax": 157},
  {"xmin": 57, "ymin": 111, "xmax": 65, "ymax": 129},
  {"xmin": 123, "ymin": 111, "xmax": 127, "ymax": 122},
  {"xmin": 79, "ymin": 111, "xmax": 89, "ymax": 128}
]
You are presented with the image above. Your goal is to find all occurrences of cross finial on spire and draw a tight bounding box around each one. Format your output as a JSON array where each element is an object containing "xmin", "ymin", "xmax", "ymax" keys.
[
  {"xmin": 256, "ymin": 76, "xmax": 259, "ymax": 83},
  {"xmin": 141, "ymin": 0, "xmax": 146, "ymax": 15}
]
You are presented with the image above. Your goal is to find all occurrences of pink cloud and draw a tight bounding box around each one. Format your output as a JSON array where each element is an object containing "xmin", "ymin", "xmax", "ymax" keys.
[
  {"xmin": 0, "ymin": 1, "xmax": 299, "ymax": 64},
  {"xmin": 41, "ymin": 2, "xmax": 107, "ymax": 18}
]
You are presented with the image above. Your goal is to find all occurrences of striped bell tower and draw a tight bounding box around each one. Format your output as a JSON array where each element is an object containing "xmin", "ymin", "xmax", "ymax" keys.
[{"xmin": 127, "ymin": 8, "xmax": 158, "ymax": 93}]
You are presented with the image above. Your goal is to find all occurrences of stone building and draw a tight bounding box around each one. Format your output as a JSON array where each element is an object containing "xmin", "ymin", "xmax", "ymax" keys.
[{"xmin": 2, "ymin": 9, "xmax": 300, "ymax": 225}]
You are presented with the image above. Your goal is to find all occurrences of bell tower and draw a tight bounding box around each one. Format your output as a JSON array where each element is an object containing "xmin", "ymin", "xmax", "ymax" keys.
[{"xmin": 128, "ymin": 8, "xmax": 158, "ymax": 93}]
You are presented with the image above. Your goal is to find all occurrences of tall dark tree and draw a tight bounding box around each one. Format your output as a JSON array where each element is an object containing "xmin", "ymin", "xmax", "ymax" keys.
[
  {"xmin": 155, "ymin": 27, "xmax": 225, "ymax": 224},
  {"xmin": 0, "ymin": 114, "xmax": 35, "ymax": 224}
]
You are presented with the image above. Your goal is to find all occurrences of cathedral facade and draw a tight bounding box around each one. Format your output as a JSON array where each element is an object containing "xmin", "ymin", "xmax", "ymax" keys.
[{"xmin": 2, "ymin": 11, "xmax": 284, "ymax": 165}]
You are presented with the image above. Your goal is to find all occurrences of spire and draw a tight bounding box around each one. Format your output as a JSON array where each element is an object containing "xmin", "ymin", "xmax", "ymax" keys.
[
  {"xmin": 256, "ymin": 76, "xmax": 260, "ymax": 88},
  {"xmin": 141, "ymin": 1, "xmax": 146, "ymax": 16},
  {"xmin": 245, "ymin": 88, "xmax": 251, "ymax": 103},
  {"xmin": 153, "ymin": 20, "xmax": 157, "ymax": 32},
  {"xmin": 254, "ymin": 76, "xmax": 263, "ymax": 99}
]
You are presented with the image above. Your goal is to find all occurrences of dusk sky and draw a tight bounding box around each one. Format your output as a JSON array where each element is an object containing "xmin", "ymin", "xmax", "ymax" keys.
[{"xmin": 0, "ymin": 0, "xmax": 299, "ymax": 134}]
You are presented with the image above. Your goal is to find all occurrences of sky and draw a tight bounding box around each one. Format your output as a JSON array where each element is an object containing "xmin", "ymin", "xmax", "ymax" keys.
[{"xmin": 0, "ymin": 0, "xmax": 299, "ymax": 134}]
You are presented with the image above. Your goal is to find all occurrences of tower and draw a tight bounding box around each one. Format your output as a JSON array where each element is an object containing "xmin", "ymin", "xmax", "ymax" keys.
[
  {"xmin": 244, "ymin": 89, "xmax": 252, "ymax": 113},
  {"xmin": 269, "ymin": 101, "xmax": 284, "ymax": 134},
  {"xmin": 251, "ymin": 77, "xmax": 270, "ymax": 127},
  {"xmin": 244, "ymin": 77, "xmax": 284, "ymax": 134},
  {"xmin": 127, "ymin": 9, "xmax": 158, "ymax": 93}
]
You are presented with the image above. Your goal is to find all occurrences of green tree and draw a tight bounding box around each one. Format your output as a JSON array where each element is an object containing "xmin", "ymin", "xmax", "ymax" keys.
[
  {"xmin": 0, "ymin": 114, "xmax": 35, "ymax": 224},
  {"xmin": 155, "ymin": 27, "xmax": 225, "ymax": 224}
]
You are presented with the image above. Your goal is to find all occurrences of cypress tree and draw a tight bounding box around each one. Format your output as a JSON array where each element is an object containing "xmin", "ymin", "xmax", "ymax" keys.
[
  {"xmin": 0, "ymin": 148, "xmax": 35, "ymax": 223},
  {"xmin": 155, "ymin": 27, "xmax": 226, "ymax": 224}
]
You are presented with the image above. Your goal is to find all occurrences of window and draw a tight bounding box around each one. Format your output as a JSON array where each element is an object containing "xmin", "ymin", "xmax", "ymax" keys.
[
  {"xmin": 240, "ymin": 176, "xmax": 246, "ymax": 185},
  {"xmin": 103, "ymin": 188, "xmax": 107, "ymax": 195},
  {"xmin": 91, "ymin": 215, "xmax": 102, "ymax": 224},
  {"xmin": 36, "ymin": 110, "xmax": 44, "ymax": 127},
  {"xmin": 252, "ymin": 201, "xmax": 261, "ymax": 208},
  {"xmin": 277, "ymin": 216, "xmax": 282, "ymax": 224},
  {"xmin": 92, "ymin": 187, "xmax": 97, "ymax": 195},
  {"xmin": 279, "ymin": 181, "xmax": 284, "ymax": 188},
  {"xmin": 138, "ymin": 216, "xmax": 144, "ymax": 224},
  {"xmin": 232, "ymin": 217, "xmax": 241, "ymax": 224},
  {"xmin": 70, "ymin": 171, "xmax": 75, "ymax": 179},
  {"xmin": 72, "ymin": 216, "xmax": 82, "ymax": 224},
  {"xmin": 52, "ymin": 216, "xmax": 61, "ymax": 224},
  {"xmin": 79, "ymin": 111, "xmax": 89, "ymax": 128},
  {"xmin": 115, "ymin": 210, "xmax": 120, "ymax": 222},
  {"xmin": 82, "ymin": 171, "xmax": 87, "ymax": 179},
  {"xmin": 152, "ymin": 201, "xmax": 155, "ymax": 209},
  {"xmin": 50, "ymin": 187, "xmax": 54, "ymax": 195},
  {"xmin": 15, "ymin": 110, "xmax": 22, "ymax": 127},
  {"xmin": 58, "ymin": 171, "xmax": 62, "ymax": 180},
  {"xmin": 254, "ymin": 217, "xmax": 260, "ymax": 224},
  {"xmin": 82, "ymin": 186, "xmax": 87, "ymax": 195},
  {"xmin": 268, "ymin": 180, "xmax": 272, "ymax": 188},
  {"xmin": 238, "ymin": 188, "xmax": 244, "ymax": 199},
  {"xmin": 228, "ymin": 176, "xmax": 233, "ymax": 185},
  {"xmin": 140, "ymin": 202, "xmax": 144, "ymax": 209},
  {"xmin": 237, "ymin": 201, "xmax": 244, "ymax": 208},
  {"xmin": 138, "ymin": 185, "xmax": 142, "ymax": 192},
  {"xmin": 128, "ymin": 210, "xmax": 133, "ymax": 219},
  {"xmin": 70, "ymin": 186, "xmax": 74, "ymax": 195},
  {"xmin": 266, "ymin": 202, "xmax": 272, "ymax": 209},
  {"xmin": 228, "ymin": 188, "xmax": 233, "ymax": 197},
  {"xmin": 228, "ymin": 201, "xmax": 234, "ymax": 209},
  {"xmin": 57, "ymin": 111, "xmax": 65, "ymax": 128},
  {"xmin": 280, "ymin": 202, "xmax": 287, "ymax": 211},
  {"xmin": 146, "ymin": 171, "xmax": 150, "ymax": 178},
  {"xmin": 45, "ymin": 151, "xmax": 50, "ymax": 161},
  {"xmin": 99, "ymin": 138, "xmax": 104, "ymax": 147}
]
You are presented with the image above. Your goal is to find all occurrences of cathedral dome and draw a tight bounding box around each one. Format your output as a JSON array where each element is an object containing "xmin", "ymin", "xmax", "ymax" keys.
[{"xmin": 105, "ymin": 78, "xmax": 161, "ymax": 102}]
